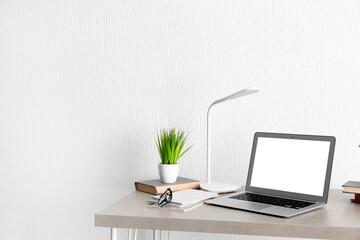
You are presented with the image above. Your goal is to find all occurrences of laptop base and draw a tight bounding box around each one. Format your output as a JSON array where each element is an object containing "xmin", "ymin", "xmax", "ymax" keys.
[{"xmin": 205, "ymin": 191, "xmax": 325, "ymax": 218}]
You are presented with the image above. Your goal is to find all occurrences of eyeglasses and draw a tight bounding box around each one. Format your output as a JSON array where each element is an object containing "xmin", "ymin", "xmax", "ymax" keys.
[{"xmin": 158, "ymin": 188, "xmax": 172, "ymax": 207}]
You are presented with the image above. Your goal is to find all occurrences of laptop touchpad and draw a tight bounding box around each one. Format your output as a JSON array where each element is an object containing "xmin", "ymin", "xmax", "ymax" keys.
[{"xmin": 236, "ymin": 202, "xmax": 269, "ymax": 211}]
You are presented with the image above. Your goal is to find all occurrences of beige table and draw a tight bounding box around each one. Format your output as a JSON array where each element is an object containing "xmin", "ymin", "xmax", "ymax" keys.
[{"xmin": 95, "ymin": 189, "xmax": 360, "ymax": 240}]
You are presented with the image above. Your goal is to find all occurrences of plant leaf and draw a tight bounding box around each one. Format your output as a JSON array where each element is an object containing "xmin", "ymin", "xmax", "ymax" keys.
[
  {"xmin": 178, "ymin": 145, "xmax": 193, "ymax": 159},
  {"xmin": 155, "ymin": 128, "xmax": 192, "ymax": 165}
]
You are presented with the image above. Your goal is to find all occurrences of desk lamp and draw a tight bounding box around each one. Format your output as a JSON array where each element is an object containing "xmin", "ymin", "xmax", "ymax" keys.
[{"xmin": 200, "ymin": 88, "xmax": 260, "ymax": 193}]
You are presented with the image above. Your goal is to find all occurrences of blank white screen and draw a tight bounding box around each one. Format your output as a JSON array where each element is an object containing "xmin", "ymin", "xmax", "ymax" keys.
[{"xmin": 250, "ymin": 137, "xmax": 330, "ymax": 196}]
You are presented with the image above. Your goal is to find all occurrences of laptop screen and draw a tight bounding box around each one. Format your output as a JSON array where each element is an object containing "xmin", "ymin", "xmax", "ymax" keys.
[{"xmin": 250, "ymin": 137, "xmax": 331, "ymax": 196}]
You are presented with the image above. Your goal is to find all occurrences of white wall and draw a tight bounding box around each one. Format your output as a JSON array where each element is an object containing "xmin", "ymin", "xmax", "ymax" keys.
[{"xmin": 1, "ymin": 0, "xmax": 360, "ymax": 239}]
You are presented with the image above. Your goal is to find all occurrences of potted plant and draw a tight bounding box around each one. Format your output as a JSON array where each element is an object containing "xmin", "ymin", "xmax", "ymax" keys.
[{"xmin": 156, "ymin": 129, "xmax": 193, "ymax": 183}]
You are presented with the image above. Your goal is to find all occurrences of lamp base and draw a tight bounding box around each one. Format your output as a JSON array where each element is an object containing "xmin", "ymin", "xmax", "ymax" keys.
[{"xmin": 200, "ymin": 182, "xmax": 241, "ymax": 193}]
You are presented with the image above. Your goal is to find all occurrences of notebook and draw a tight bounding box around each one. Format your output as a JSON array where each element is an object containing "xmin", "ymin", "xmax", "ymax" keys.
[
  {"xmin": 148, "ymin": 201, "xmax": 204, "ymax": 212},
  {"xmin": 151, "ymin": 189, "xmax": 218, "ymax": 205}
]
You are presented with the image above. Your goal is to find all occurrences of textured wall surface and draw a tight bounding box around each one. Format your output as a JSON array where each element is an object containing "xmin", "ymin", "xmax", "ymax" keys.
[{"xmin": 1, "ymin": 0, "xmax": 360, "ymax": 239}]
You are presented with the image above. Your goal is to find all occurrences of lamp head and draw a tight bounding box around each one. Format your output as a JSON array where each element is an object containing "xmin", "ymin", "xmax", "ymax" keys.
[
  {"xmin": 213, "ymin": 88, "xmax": 260, "ymax": 105},
  {"xmin": 227, "ymin": 88, "xmax": 260, "ymax": 100}
]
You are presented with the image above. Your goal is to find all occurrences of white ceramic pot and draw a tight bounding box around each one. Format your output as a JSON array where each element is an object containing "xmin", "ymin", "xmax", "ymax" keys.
[{"xmin": 158, "ymin": 163, "xmax": 179, "ymax": 183}]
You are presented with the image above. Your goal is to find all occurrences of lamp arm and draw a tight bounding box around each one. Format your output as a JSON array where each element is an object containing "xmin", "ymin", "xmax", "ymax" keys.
[
  {"xmin": 206, "ymin": 102, "xmax": 217, "ymax": 183},
  {"xmin": 206, "ymin": 88, "xmax": 259, "ymax": 184},
  {"xmin": 206, "ymin": 99, "xmax": 231, "ymax": 183}
]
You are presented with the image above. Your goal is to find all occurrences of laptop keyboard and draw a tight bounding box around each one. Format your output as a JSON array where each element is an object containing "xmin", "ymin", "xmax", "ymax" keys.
[{"xmin": 229, "ymin": 192, "xmax": 315, "ymax": 209}]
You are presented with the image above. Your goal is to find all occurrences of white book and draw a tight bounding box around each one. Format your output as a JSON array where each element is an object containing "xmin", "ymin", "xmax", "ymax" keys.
[
  {"xmin": 148, "ymin": 201, "xmax": 204, "ymax": 212},
  {"xmin": 147, "ymin": 199, "xmax": 194, "ymax": 208},
  {"xmin": 152, "ymin": 189, "xmax": 218, "ymax": 206}
]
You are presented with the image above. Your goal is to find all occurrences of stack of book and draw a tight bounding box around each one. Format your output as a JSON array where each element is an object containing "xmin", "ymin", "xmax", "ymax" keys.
[
  {"xmin": 135, "ymin": 177, "xmax": 219, "ymax": 212},
  {"xmin": 147, "ymin": 189, "xmax": 219, "ymax": 212},
  {"xmin": 342, "ymin": 181, "xmax": 360, "ymax": 203}
]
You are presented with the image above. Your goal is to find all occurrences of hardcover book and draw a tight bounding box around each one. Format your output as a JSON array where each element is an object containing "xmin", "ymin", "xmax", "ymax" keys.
[
  {"xmin": 342, "ymin": 181, "xmax": 360, "ymax": 188},
  {"xmin": 342, "ymin": 181, "xmax": 360, "ymax": 203},
  {"xmin": 135, "ymin": 177, "xmax": 200, "ymax": 195},
  {"xmin": 342, "ymin": 181, "xmax": 360, "ymax": 194}
]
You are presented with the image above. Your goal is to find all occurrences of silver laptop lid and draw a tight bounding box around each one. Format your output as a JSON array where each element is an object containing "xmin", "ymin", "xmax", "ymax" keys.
[{"xmin": 246, "ymin": 132, "xmax": 336, "ymax": 203}]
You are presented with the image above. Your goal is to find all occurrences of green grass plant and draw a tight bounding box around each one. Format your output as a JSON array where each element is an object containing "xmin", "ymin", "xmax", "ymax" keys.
[{"xmin": 156, "ymin": 129, "xmax": 193, "ymax": 164}]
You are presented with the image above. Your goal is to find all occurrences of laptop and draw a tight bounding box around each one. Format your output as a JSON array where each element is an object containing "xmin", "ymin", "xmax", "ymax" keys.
[{"xmin": 205, "ymin": 132, "xmax": 336, "ymax": 218}]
